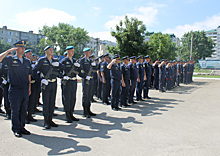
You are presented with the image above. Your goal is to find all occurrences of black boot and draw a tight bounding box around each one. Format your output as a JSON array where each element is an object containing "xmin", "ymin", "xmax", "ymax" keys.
[
  {"xmin": 65, "ymin": 112, "xmax": 72, "ymax": 123},
  {"xmin": 6, "ymin": 109, "xmax": 11, "ymax": 119},
  {"xmin": 44, "ymin": 116, "xmax": 51, "ymax": 129},
  {"xmin": 69, "ymin": 111, "xmax": 79, "ymax": 121},
  {"xmin": 88, "ymin": 107, "xmax": 96, "ymax": 116},
  {"xmin": 49, "ymin": 116, "xmax": 58, "ymax": 127},
  {"xmin": 83, "ymin": 107, "xmax": 91, "ymax": 118}
]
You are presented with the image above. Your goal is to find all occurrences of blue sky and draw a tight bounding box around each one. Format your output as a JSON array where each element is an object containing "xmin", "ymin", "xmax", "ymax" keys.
[{"xmin": 1, "ymin": 0, "xmax": 220, "ymax": 42}]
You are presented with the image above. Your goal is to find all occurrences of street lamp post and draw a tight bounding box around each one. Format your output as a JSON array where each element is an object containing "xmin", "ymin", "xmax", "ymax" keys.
[{"xmin": 190, "ymin": 31, "xmax": 193, "ymax": 60}]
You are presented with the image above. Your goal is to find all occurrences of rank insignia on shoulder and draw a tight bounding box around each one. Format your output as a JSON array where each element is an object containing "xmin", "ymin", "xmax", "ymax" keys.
[{"xmin": 101, "ymin": 65, "xmax": 104, "ymax": 68}]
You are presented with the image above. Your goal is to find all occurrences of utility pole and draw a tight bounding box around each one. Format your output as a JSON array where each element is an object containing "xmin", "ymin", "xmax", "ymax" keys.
[{"xmin": 190, "ymin": 31, "xmax": 193, "ymax": 60}]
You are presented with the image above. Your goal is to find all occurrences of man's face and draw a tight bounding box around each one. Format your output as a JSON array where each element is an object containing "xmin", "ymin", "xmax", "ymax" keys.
[
  {"xmin": 45, "ymin": 47, "xmax": 53, "ymax": 56},
  {"xmin": 25, "ymin": 52, "xmax": 33, "ymax": 60},
  {"xmin": 116, "ymin": 59, "xmax": 120, "ymax": 64},
  {"xmin": 17, "ymin": 47, "xmax": 25, "ymax": 54},
  {"xmin": 139, "ymin": 58, "xmax": 143, "ymax": 63},
  {"xmin": 85, "ymin": 50, "xmax": 91, "ymax": 57},
  {"xmin": 67, "ymin": 49, "xmax": 74, "ymax": 57}
]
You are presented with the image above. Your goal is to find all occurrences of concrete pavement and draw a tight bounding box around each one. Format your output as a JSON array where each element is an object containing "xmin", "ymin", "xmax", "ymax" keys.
[{"xmin": 0, "ymin": 78, "xmax": 220, "ymax": 156}]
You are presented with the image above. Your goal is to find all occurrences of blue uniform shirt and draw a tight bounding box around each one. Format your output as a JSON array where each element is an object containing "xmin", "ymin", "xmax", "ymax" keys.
[
  {"xmin": 2, "ymin": 55, "xmax": 32, "ymax": 89},
  {"xmin": 121, "ymin": 63, "xmax": 130, "ymax": 81},
  {"xmin": 128, "ymin": 62, "xmax": 138, "ymax": 80},
  {"xmin": 100, "ymin": 61, "xmax": 111, "ymax": 80},
  {"xmin": 110, "ymin": 63, "xmax": 121, "ymax": 81},
  {"xmin": 60, "ymin": 57, "xmax": 82, "ymax": 78},
  {"xmin": 33, "ymin": 56, "xmax": 64, "ymax": 79},
  {"xmin": 144, "ymin": 61, "xmax": 152, "ymax": 77},
  {"xmin": 136, "ymin": 62, "xmax": 144, "ymax": 81}
]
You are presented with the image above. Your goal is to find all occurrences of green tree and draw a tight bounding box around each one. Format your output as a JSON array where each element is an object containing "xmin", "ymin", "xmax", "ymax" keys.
[
  {"xmin": 148, "ymin": 32, "xmax": 177, "ymax": 60},
  {"xmin": 180, "ymin": 31, "xmax": 214, "ymax": 61},
  {"xmin": 0, "ymin": 39, "xmax": 12, "ymax": 53},
  {"xmin": 39, "ymin": 23, "xmax": 90, "ymax": 58},
  {"xmin": 36, "ymin": 38, "xmax": 54, "ymax": 56},
  {"xmin": 111, "ymin": 16, "xmax": 147, "ymax": 57},
  {"xmin": 106, "ymin": 44, "xmax": 120, "ymax": 55}
]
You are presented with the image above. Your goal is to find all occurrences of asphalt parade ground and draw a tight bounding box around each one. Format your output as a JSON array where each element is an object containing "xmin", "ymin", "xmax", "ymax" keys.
[{"xmin": 0, "ymin": 78, "xmax": 220, "ymax": 156}]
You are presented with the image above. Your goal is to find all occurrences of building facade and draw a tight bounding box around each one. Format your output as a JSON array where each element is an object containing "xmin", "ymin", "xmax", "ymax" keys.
[
  {"xmin": 205, "ymin": 27, "xmax": 219, "ymax": 59},
  {"xmin": 0, "ymin": 26, "xmax": 45, "ymax": 46}
]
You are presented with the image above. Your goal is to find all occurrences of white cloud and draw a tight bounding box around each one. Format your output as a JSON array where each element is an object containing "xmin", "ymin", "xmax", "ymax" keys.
[
  {"xmin": 91, "ymin": 6, "xmax": 101, "ymax": 16},
  {"xmin": 104, "ymin": 6, "xmax": 158, "ymax": 30},
  {"xmin": 89, "ymin": 31, "xmax": 116, "ymax": 42},
  {"xmin": 15, "ymin": 8, "xmax": 76, "ymax": 33},
  {"xmin": 164, "ymin": 13, "xmax": 220, "ymax": 38}
]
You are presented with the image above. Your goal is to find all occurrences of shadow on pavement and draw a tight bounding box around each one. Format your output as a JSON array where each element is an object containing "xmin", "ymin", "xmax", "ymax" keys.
[
  {"xmin": 163, "ymin": 81, "xmax": 209, "ymax": 94},
  {"xmin": 120, "ymin": 97, "xmax": 180, "ymax": 116},
  {"xmin": 23, "ymin": 134, "xmax": 91, "ymax": 155}
]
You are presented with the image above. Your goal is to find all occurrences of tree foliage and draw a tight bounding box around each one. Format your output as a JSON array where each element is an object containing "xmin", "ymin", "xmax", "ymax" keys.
[
  {"xmin": 147, "ymin": 32, "xmax": 177, "ymax": 60},
  {"xmin": 39, "ymin": 23, "xmax": 90, "ymax": 58},
  {"xmin": 0, "ymin": 39, "xmax": 12, "ymax": 53},
  {"xmin": 111, "ymin": 16, "xmax": 147, "ymax": 57},
  {"xmin": 179, "ymin": 31, "xmax": 214, "ymax": 61}
]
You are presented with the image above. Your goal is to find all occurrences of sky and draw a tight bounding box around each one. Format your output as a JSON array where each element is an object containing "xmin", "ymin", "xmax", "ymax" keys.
[{"xmin": 1, "ymin": 0, "xmax": 220, "ymax": 42}]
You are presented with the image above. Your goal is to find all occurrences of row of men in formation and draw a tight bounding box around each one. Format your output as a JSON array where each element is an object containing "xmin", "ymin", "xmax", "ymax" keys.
[{"xmin": 0, "ymin": 40, "xmax": 194, "ymax": 137}]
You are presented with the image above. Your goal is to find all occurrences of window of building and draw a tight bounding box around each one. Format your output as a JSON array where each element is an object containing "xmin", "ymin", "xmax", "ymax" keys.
[
  {"xmin": 8, "ymin": 39, "xmax": 12, "ymax": 42},
  {"xmin": 2, "ymin": 31, "xmax": 3, "ymax": 34}
]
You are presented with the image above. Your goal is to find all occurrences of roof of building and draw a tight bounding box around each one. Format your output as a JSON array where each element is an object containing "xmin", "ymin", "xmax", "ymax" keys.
[{"xmin": 205, "ymin": 29, "xmax": 217, "ymax": 33}]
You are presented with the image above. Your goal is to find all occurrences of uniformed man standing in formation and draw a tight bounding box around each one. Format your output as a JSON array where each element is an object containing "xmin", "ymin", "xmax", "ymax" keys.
[
  {"xmin": 101, "ymin": 54, "xmax": 111, "ymax": 105},
  {"xmin": 79, "ymin": 48, "xmax": 97, "ymax": 118},
  {"xmin": 0, "ymin": 41, "xmax": 32, "ymax": 137},
  {"xmin": 143, "ymin": 55, "xmax": 152, "ymax": 99},
  {"xmin": 153, "ymin": 58, "xmax": 159, "ymax": 90},
  {"xmin": 60, "ymin": 46, "xmax": 80, "ymax": 123},
  {"xmin": 107, "ymin": 54, "xmax": 121, "ymax": 111},
  {"xmin": 128, "ymin": 56, "xmax": 138, "ymax": 104},
  {"xmin": 120, "ymin": 56, "xmax": 130, "ymax": 107},
  {"xmin": 136, "ymin": 55, "xmax": 144, "ymax": 101},
  {"xmin": 24, "ymin": 49, "xmax": 38, "ymax": 124},
  {"xmin": 33, "ymin": 46, "xmax": 64, "ymax": 129},
  {"xmin": 97, "ymin": 55, "xmax": 104, "ymax": 101}
]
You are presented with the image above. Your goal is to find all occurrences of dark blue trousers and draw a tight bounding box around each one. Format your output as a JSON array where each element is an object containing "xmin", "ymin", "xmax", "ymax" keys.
[
  {"xmin": 102, "ymin": 79, "xmax": 111, "ymax": 103},
  {"xmin": 82, "ymin": 79, "xmax": 91, "ymax": 109},
  {"xmin": 143, "ymin": 77, "xmax": 151, "ymax": 98},
  {"xmin": 97, "ymin": 79, "xmax": 102, "ymax": 99},
  {"xmin": 61, "ymin": 80, "xmax": 77, "ymax": 112},
  {"xmin": 9, "ymin": 86, "xmax": 29, "ymax": 132},
  {"xmin": 3, "ymin": 83, "xmax": 10, "ymax": 114},
  {"xmin": 111, "ymin": 79, "xmax": 120, "ymax": 108},
  {"xmin": 136, "ymin": 80, "xmax": 143, "ymax": 101},
  {"xmin": 42, "ymin": 82, "xmax": 57, "ymax": 117},
  {"xmin": 129, "ymin": 79, "xmax": 136, "ymax": 103},
  {"xmin": 89, "ymin": 78, "xmax": 94, "ymax": 101},
  {"xmin": 28, "ymin": 82, "xmax": 37, "ymax": 115},
  {"xmin": 121, "ymin": 80, "xmax": 129, "ymax": 106}
]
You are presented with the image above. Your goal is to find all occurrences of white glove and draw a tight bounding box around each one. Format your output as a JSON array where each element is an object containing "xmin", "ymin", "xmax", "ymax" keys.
[
  {"xmin": 51, "ymin": 62, "xmax": 59, "ymax": 67},
  {"xmin": 63, "ymin": 76, "xmax": 70, "ymax": 80},
  {"xmin": 31, "ymin": 64, "xmax": 35, "ymax": 68},
  {"xmin": 91, "ymin": 62, "xmax": 96, "ymax": 66},
  {"xmin": 74, "ymin": 62, "xmax": 80, "ymax": 67},
  {"xmin": 2, "ymin": 79, "xmax": 7, "ymax": 85},
  {"xmin": 86, "ymin": 76, "xmax": 91, "ymax": 80},
  {"xmin": 41, "ymin": 79, "xmax": 49, "ymax": 85}
]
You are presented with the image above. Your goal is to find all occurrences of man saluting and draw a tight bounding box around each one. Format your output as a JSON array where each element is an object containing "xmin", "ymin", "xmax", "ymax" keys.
[{"xmin": 0, "ymin": 40, "xmax": 32, "ymax": 137}]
